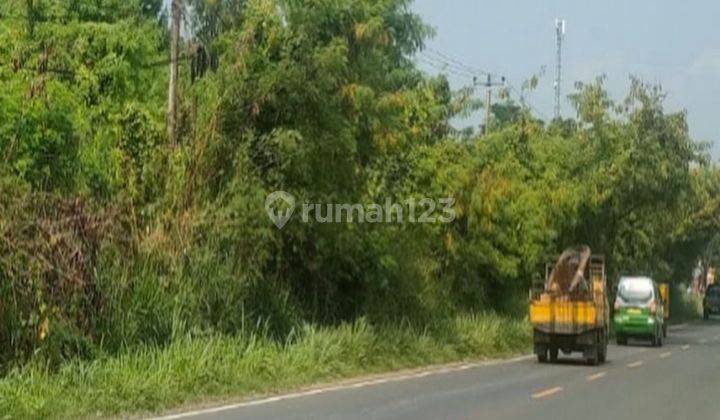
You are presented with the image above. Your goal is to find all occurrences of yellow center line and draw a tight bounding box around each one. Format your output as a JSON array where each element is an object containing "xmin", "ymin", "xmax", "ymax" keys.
[
  {"xmin": 586, "ymin": 371, "xmax": 607, "ymax": 381},
  {"xmin": 659, "ymin": 352, "xmax": 672, "ymax": 359},
  {"xmin": 532, "ymin": 386, "xmax": 563, "ymax": 400},
  {"xmin": 627, "ymin": 361, "xmax": 644, "ymax": 368},
  {"xmin": 681, "ymin": 345, "xmax": 690, "ymax": 351}
]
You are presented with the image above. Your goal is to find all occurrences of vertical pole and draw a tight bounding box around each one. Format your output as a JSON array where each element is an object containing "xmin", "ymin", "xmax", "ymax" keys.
[
  {"xmin": 485, "ymin": 75, "xmax": 492, "ymax": 135},
  {"xmin": 554, "ymin": 19, "xmax": 565, "ymax": 120},
  {"xmin": 168, "ymin": 0, "xmax": 181, "ymax": 146}
]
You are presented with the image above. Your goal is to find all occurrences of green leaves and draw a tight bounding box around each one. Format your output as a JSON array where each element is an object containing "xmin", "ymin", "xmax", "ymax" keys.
[
  {"xmin": 0, "ymin": 0, "xmax": 167, "ymax": 195},
  {"xmin": 0, "ymin": 0, "xmax": 717, "ymax": 370}
]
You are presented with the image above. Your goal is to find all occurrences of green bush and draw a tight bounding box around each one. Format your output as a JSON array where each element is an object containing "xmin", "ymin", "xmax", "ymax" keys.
[
  {"xmin": 0, "ymin": 313, "xmax": 530, "ymax": 419},
  {"xmin": 669, "ymin": 284, "xmax": 703, "ymax": 322}
]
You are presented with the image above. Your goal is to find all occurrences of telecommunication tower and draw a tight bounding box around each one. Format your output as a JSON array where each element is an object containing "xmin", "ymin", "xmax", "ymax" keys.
[{"xmin": 554, "ymin": 18, "xmax": 566, "ymax": 120}]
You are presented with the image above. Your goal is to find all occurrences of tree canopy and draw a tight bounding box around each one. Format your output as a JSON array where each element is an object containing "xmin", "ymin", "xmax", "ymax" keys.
[{"xmin": 0, "ymin": 0, "xmax": 718, "ymax": 367}]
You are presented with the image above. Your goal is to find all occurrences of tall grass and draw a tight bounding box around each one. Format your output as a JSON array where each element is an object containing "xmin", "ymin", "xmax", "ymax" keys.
[
  {"xmin": 669, "ymin": 284, "xmax": 703, "ymax": 322},
  {"xmin": 0, "ymin": 313, "xmax": 530, "ymax": 419}
]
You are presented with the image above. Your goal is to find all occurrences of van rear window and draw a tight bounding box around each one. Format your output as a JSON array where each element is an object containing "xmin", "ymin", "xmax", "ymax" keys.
[{"xmin": 618, "ymin": 278, "xmax": 653, "ymax": 303}]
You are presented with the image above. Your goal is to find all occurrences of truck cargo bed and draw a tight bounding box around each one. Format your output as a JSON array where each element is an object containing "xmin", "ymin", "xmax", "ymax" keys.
[{"xmin": 530, "ymin": 299, "xmax": 599, "ymax": 334}]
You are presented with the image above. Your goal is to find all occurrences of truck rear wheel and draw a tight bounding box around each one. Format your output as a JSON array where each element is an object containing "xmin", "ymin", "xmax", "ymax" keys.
[
  {"xmin": 598, "ymin": 334, "xmax": 607, "ymax": 363},
  {"xmin": 586, "ymin": 330, "xmax": 603, "ymax": 365},
  {"xmin": 586, "ymin": 349, "xmax": 599, "ymax": 366},
  {"xmin": 536, "ymin": 345, "xmax": 548, "ymax": 363}
]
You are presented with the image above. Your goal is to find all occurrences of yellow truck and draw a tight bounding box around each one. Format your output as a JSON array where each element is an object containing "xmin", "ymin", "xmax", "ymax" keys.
[{"xmin": 530, "ymin": 246, "xmax": 609, "ymax": 365}]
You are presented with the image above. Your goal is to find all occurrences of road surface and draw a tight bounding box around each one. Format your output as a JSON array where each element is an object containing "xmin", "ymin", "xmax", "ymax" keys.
[{"xmin": 157, "ymin": 320, "xmax": 720, "ymax": 420}]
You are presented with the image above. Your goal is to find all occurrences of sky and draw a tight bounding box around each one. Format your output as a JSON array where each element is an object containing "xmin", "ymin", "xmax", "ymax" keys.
[{"xmin": 412, "ymin": 0, "xmax": 720, "ymax": 158}]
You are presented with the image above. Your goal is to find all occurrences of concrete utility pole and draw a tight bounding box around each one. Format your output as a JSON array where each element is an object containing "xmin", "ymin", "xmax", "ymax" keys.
[
  {"xmin": 481, "ymin": 74, "xmax": 506, "ymax": 135},
  {"xmin": 168, "ymin": 0, "xmax": 181, "ymax": 146},
  {"xmin": 485, "ymin": 80, "xmax": 492, "ymax": 134},
  {"xmin": 554, "ymin": 18, "xmax": 566, "ymax": 120}
]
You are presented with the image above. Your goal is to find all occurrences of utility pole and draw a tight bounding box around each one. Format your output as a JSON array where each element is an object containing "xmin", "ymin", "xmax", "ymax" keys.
[
  {"xmin": 554, "ymin": 18, "xmax": 566, "ymax": 120},
  {"xmin": 481, "ymin": 74, "xmax": 506, "ymax": 135},
  {"xmin": 168, "ymin": 0, "xmax": 181, "ymax": 146},
  {"xmin": 485, "ymin": 82, "xmax": 492, "ymax": 134}
]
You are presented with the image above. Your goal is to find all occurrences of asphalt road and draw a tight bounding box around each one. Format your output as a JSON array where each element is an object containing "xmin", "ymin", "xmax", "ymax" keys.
[{"xmin": 157, "ymin": 320, "xmax": 720, "ymax": 420}]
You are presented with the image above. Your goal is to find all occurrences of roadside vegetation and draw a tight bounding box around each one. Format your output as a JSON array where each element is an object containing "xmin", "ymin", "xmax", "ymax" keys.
[
  {"xmin": 0, "ymin": 314, "xmax": 530, "ymax": 418},
  {"xmin": 669, "ymin": 285, "xmax": 704, "ymax": 322},
  {"xmin": 0, "ymin": 0, "xmax": 719, "ymax": 417}
]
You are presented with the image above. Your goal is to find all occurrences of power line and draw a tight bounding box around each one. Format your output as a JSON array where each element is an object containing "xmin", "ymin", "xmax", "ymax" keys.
[
  {"xmin": 421, "ymin": 51, "xmax": 484, "ymax": 79},
  {"xmin": 418, "ymin": 52, "xmax": 508, "ymax": 94},
  {"xmin": 418, "ymin": 57, "xmax": 477, "ymax": 81},
  {"xmin": 506, "ymin": 84, "xmax": 549, "ymax": 121},
  {"xmin": 416, "ymin": 55, "xmax": 480, "ymax": 81},
  {"xmin": 418, "ymin": 48, "xmax": 512, "ymax": 134},
  {"xmin": 424, "ymin": 48, "xmax": 495, "ymax": 77},
  {"xmin": 506, "ymin": 84, "xmax": 541, "ymax": 118},
  {"xmin": 419, "ymin": 50, "xmax": 501, "ymax": 83}
]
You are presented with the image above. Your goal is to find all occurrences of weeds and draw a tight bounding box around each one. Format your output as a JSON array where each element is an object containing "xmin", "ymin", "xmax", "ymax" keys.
[
  {"xmin": 0, "ymin": 314, "xmax": 530, "ymax": 419},
  {"xmin": 669, "ymin": 284, "xmax": 703, "ymax": 322}
]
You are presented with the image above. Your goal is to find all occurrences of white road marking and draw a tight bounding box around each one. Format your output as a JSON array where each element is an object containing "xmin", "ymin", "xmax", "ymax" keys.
[
  {"xmin": 150, "ymin": 354, "xmax": 534, "ymax": 419},
  {"xmin": 586, "ymin": 371, "xmax": 607, "ymax": 381},
  {"xmin": 699, "ymin": 338, "xmax": 708, "ymax": 344},
  {"xmin": 627, "ymin": 361, "xmax": 644, "ymax": 368},
  {"xmin": 532, "ymin": 386, "xmax": 564, "ymax": 399},
  {"xmin": 659, "ymin": 352, "xmax": 672, "ymax": 359},
  {"xmin": 681, "ymin": 345, "xmax": 690, "ymax": 351}
]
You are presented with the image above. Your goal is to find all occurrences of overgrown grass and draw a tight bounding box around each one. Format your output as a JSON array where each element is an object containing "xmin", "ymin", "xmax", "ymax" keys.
[
  {"xmin": 669, "ymin": 284, "xmax": 703, "ymax": 322},
  {"xmin": 0, "ymin": 313, "xmax": 530, "ymax": 419}
]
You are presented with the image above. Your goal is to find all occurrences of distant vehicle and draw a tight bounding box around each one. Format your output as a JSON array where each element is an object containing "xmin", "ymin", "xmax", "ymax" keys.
[
  {"xmin": 703, "ymin": 285, "xmax": 720, "ymax": 320},
  {"xmin": 613, "ymin": 276, "xmax": 665, "ymax": 346},
  {"xmin": 658, "ymin": 282, "xmax": 670, "ymax": 337},
  {"xmin": 529, "ymin": 246, "xmax": 609, "ymax": 365}
]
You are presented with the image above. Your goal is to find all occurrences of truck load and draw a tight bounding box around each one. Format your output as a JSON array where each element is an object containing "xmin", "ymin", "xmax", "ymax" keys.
[{"xmin": 529, "ymin": 246, "xmax": 609, "ymax": 365}]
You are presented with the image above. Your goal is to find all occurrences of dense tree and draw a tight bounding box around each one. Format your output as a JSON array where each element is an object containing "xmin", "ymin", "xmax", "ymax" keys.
[{"xmin": 0, "ymin": 0, "xmax": 716, "ymax": 368}]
